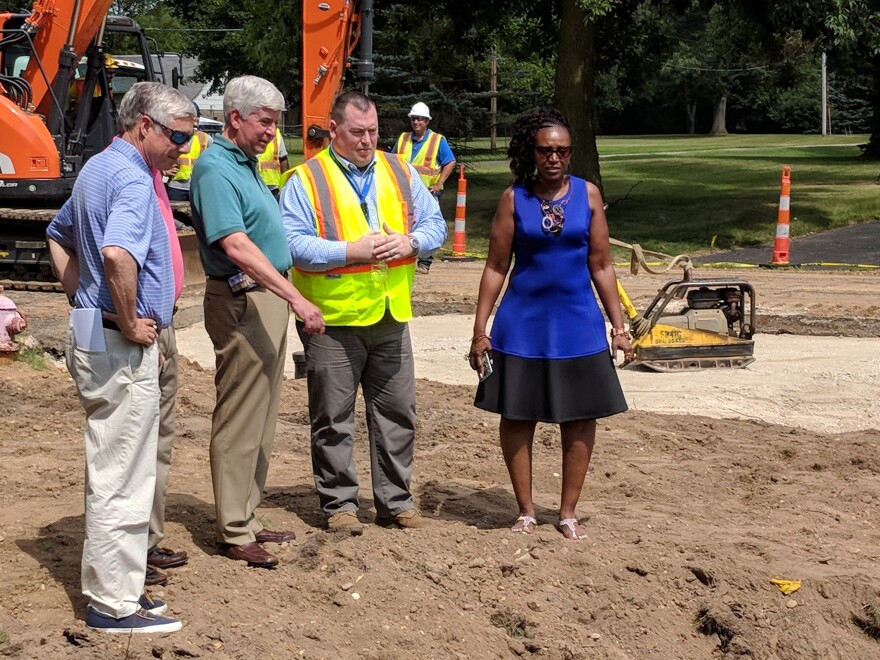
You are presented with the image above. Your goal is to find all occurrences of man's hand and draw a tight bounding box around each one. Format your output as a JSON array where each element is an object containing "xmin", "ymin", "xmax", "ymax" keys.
[
  {"xmin": 347, "ymin": 231, "xmax": 382, "ymax": 263},
  {"xmin": 429, "ymin": 183, "xmax": 443, "ymax": 194},
  {"xmin": 123, "ymin": 317, "xmax": 159, "ymax": 346},
  {"xmin": 164, "ymin": 164, "xmax": 180, "ymax": 177},
  {"xmin": 291, "ymin": 297, "xmax": 325, "ymax": 334},
  {"xmin": 373, "ymin": 223, "xmax": 412, "ymax": 262}
]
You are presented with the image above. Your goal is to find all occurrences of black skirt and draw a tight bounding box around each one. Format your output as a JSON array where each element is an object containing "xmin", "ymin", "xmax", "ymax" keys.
[{"xmin": 474, "ymin": 350, "xmax": 628, "ymax": 423}]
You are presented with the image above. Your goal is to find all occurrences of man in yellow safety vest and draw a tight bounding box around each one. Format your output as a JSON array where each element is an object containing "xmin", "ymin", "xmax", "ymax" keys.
[
  {"xmin": 281, "ymin": 91, "xmax": 447, "ymax": 535},
  {"xmin": 393, "ymin": 101, "xmax": 456, "ymax": 274},
  {"xmin": 165, "ymin": 129, "xmax": 212, "ymax": 202},
  {"xmin": 257, "ymin": 128, "xmax": 289, "ymax": 199}
]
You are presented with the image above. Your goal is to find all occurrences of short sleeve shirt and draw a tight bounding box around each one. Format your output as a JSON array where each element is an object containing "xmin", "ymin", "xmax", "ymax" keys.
[
  {"xmin": 46, "ymin": 138, "xmax": 174, "ymax": 327},
  {"xmin": 190, "ymin": 135, "xmax": 293, "ymax": 278}
]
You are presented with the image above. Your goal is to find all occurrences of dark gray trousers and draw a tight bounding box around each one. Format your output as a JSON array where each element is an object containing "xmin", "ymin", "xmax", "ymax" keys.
[{"xmin": 299, "ymin": 312, "xmax": 416, "ymax": 517}]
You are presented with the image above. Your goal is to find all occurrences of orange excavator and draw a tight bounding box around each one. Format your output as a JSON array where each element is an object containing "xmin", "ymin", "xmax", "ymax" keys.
[
  {"xmin": 1, "ymin": 0, "xmax": 371, "ymax": 289},
  {"xmin": 0, "ymin": 0, "xmax": 160, "ymax": 286}
]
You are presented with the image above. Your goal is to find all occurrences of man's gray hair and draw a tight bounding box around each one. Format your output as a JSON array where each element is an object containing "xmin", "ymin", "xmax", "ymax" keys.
[
  {"xmin": 223, "ymin": 75, "xmax": 284, "ymax": 123},
  {"xmin": 117, "ymin": 82, "xmax": 196, "ymax": 132}
]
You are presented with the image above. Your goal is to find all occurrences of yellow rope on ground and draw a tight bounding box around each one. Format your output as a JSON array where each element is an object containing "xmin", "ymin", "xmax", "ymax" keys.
[{"xmin": 609, "ymin": 238, "xmax": 693, "ymax": 280}]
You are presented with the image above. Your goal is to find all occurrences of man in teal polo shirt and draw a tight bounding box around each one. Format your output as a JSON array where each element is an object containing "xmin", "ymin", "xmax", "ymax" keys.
[{"xmin": 191, "ymin": 75, "xmax": 324, "ymax": 569}]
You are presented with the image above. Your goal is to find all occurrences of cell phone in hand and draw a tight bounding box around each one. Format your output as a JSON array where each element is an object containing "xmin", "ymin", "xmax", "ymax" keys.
[{"xmin": 479, "ymin": 351, "xmax": 494, "ymax": 382}]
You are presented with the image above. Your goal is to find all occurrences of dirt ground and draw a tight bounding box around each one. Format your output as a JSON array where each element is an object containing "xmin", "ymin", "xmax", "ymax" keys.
[{"xmin": 2, "ymin": 262, "xmax": 879, "ymax": 659}]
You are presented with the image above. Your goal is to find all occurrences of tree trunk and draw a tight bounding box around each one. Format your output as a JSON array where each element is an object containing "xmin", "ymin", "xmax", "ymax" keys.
[
  {"xmin": 554, "ymin": 0, "xmax": 602, "ymax": 193},
  {"xmin": 709, "ymin": 95, "xmax": 728, "ymax": 135},
  {"xmin": 686, "ymin": 102, "xmax": 696, "ymax": 135},
  {"xmin": 864, "ymin": 53, "xmax": 880, "ymax": 159}
]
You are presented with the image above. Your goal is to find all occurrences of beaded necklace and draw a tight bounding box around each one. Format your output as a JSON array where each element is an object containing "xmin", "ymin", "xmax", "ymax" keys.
[{"xmin": 535, "ymin": 176, "xmax": 572, "ymax": 235}]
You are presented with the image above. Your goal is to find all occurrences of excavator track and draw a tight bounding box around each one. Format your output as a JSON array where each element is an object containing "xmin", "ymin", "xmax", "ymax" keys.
[{"xmin": 0, "ymin": 204, "xmax": 197, "ymax": 293}]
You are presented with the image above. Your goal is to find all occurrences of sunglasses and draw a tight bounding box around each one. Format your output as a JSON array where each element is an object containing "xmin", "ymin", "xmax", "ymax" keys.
[
  {"xmin": 410, "ymin": 116, "xmax": 429, "ymax": 122},
  {"xmin": 540, "ymin": 200, "xmax": 565, "ymax": 235},
  {"xmin": 149, "ymin": 116, "xmax": 194, "ymax": 146},
  {"xmin": 535, "ymin": 145, "xmax": 572, "ymax": 158}
]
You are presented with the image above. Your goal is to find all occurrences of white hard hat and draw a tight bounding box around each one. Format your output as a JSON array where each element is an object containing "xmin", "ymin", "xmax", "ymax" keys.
[{"xmin": 408, "ymin": 102, "xmax": 431, "ymax": 120}]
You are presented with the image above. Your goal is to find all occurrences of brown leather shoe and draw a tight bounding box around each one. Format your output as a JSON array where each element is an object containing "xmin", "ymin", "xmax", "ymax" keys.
[
  {"xmin": 145, "ymin": 566, "xmax": 168, "ymax": 586},
  {"xmin": 254, "ymin": 529, "xmax": 296, "ymax": 544},
  {"xmin": 147, "ymin": 546, "xmax": 189, "ymax": 569},
  {"xmin": 220, "ymin": 542, "xmax": 278, "ymax": 568}
]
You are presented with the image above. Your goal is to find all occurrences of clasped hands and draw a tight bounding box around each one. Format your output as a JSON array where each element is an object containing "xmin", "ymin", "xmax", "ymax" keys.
[{"xmin": 348, "ymin": 222, "xmax": 414, "ymax": 263}]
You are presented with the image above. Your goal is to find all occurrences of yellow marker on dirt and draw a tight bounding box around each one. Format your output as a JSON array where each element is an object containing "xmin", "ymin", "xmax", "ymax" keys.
[{"xmin": 770, "ymin": 578, "xmax": 801, "ymax": 595}]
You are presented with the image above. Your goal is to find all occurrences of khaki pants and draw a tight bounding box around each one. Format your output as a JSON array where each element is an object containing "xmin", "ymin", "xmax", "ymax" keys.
[
  {"xmin": 149, "ymin": 324, "xmax": 178, "ymax": 549},
  {"xmin": 204, "ymin": 281, "xmax": 289, "ymax": 545},
  {"xmin": 67, "ymin": 326, "xmax": 159, "ymax": 618}
]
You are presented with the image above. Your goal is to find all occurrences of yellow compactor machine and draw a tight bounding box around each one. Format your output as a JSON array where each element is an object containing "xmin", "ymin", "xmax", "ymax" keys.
[
  {"xmin": 618, "ymin": 278, "xmax": 756, "ymax": 372},
  {"xmin": 611, "ymin": 238, "xmax": 756, "ymax": 372}
]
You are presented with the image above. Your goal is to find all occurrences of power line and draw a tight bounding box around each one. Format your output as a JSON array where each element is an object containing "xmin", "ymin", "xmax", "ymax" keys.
[
  {"xmin": 143, "ymin": 28, "xmax": 244, "ymax": 32},
  {"xmin": 663, "ymin": 63, "xmax": 770, "ymax": 72}
]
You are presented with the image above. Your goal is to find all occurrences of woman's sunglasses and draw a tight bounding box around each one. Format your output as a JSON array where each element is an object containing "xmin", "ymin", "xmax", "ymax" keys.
[
  {"xmin": 150, "ymin": 116, "xmax": 194, "ymax": 146},
  {"xmin": 535, "ymin": 146, "xmax": 572, "ymax": 158}
]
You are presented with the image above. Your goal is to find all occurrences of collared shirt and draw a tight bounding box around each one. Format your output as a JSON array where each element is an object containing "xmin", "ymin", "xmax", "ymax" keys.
[
  {"xmin": 46, "ymin": 138, "xmax": 174, "ymax": 327},
  {"xmin": 281, "ymin": 145, "xmax": 446, "ymax": 271},
  {"xmin": 190, "ymin": 135, "xmax": 292, "ymax": 278},
  {"xmin": 408, "ymin": 129, "xmax": 455, "ymax": 166}
]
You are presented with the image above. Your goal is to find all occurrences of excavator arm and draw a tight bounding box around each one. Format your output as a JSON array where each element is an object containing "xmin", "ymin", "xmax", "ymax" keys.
[{"xmin": 301, "ymin": 0, "xmax": 372, "ymax": 159}]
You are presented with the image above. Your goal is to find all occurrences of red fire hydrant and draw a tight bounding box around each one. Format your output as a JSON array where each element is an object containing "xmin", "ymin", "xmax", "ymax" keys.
[{"xmin": 0, "ymin": 286, "xmax": 28, "ymax": 363}]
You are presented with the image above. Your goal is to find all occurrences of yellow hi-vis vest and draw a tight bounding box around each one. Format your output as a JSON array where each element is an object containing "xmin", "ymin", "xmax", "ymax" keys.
[
  {"xmin": 394, "ymin": 130, "xmax": 443, "ymax": 187},
  {"xmin": 258, "ymin": 129, "xmax": 283, "ymax": 187},
  {"xmin": 291, "ymin": 149, "xmax": 416, "ymax": 326},
  {"xmin": 171, "ymin": 131, "xmax": 208, "ymax": 182}
]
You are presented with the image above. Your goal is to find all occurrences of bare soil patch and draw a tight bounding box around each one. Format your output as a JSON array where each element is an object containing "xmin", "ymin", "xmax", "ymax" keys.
[{"xmin": 1, "ymin": 264, "xmax": 879, "ymax": 659}]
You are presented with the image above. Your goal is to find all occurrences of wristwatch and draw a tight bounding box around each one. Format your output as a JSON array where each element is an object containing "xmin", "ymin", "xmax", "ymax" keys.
[{"xmin": 408, "ymin": 234, "xmax": 420, "ymax": 256}]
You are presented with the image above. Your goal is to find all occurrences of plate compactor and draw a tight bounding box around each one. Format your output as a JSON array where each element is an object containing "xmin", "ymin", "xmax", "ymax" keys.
[{"xmin": 618, "ymin": 279, "xmax": 756, "ymax": 372}]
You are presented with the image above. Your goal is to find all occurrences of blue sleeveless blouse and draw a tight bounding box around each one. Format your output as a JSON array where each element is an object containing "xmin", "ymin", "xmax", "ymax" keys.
[{"xmin": 491, "ymin": 177, "xmax": 609, "ymax": 359}]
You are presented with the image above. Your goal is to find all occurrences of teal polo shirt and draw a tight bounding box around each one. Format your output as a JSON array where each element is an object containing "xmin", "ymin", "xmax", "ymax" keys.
[{"xmin": 190, "ymin": 135, "xmax": 292, "ymax": 278}]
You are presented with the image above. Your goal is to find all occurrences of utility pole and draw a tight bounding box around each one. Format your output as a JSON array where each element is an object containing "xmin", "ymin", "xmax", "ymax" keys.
[
  {"xmin": 490, "ymin": 45, "xmax": 497, "ymax": 151},
  {"xmin": 821, "ymin": 51, "xmax": 827, "ymax": 136}
]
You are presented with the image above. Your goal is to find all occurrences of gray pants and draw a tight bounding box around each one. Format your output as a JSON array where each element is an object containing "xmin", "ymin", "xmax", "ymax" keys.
[
  {"xmin": 299, "ymin": 312, "xmax": 416, "ymax": 518},
  {"xmin": 204, "ymin": 281, "xmax": 289, "ymax": 545},
  {"xmin": 149, "ymin": 324, "xmax": 177, "ymax": 549}
]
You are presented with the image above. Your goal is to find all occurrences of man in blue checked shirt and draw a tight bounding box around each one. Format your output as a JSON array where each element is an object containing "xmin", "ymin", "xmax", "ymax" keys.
[
  {"xmin": 46, "ymin": 82, "xmax": 194, "ymax": 634},
  {"xmin": 281, "ymin": 91, "xmax": 446, "ymax": 536}
]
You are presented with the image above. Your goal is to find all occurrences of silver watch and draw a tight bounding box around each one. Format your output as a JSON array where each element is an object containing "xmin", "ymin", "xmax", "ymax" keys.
[{"xmin": 408, "ymin": 235, "xmax": 420, "ymax": 255}]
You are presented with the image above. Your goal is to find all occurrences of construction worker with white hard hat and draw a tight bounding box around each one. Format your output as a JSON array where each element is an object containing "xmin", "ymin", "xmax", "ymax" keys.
[{"xmin": 393, "ymin": 101, "xmax": 456, "ymax": 274}]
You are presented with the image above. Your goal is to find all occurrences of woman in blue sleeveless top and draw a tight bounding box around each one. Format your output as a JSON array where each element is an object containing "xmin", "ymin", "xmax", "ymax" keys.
[{"xmin": 469, "ymin": 108, "xmax": 632, "ymax": 541}]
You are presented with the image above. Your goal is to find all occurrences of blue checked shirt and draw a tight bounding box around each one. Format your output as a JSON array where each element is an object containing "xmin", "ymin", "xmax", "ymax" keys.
[
  {"xmin": 47, "ymin": 138, "xmax": 174, "ymax": 328},
  {"xmin": 280, "ymin": 145, "xmax": 447, "ymax": 271}
]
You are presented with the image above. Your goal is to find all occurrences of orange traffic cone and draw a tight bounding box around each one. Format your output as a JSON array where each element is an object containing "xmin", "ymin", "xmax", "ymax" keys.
[
  {"xmin": 771, "ymin": 166, "xmax": 792, "ymax": 265},
  {"xmin": 441, "ymin": 165, "xmax": 476, "ymax": 262}
]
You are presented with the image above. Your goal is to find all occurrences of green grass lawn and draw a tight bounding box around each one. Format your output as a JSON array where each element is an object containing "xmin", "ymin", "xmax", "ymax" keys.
[
  {"xmin": 436, "ymin": 134, "xmax": 877, "ymax": 258},
  {"xmin": 283, "ymin": 134, "xmax": 877, "ymax": 259}
]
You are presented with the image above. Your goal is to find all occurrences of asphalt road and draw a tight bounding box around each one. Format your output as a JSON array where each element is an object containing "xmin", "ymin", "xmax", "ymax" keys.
[{"xmin": 699, "ymin": 219, "xmax": 880, "ymax": 267}]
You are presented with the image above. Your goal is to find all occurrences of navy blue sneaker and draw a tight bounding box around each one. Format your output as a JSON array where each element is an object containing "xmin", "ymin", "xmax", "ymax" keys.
[
  {"xmin": 86, "ymin": 607, "xmax": 182, "ymax": 634},
  {"xmin": 138, "ymin": 593, "xmax": 168, "ymax": 615}
]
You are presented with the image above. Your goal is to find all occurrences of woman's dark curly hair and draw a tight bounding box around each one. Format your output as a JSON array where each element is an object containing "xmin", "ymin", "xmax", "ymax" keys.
[{"xmin": 508, "ymin": 107, "xmax": 571, "ymax": 192}]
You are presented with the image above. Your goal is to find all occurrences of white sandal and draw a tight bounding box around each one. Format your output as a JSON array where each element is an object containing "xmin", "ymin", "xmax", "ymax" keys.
[
  {"xmin": 511, "ymin": 515, "xmax": 538, "ymax": 534},
  {"xmin": 558, "ymin": 518, "xmax": 588, "ymax": 540}
]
